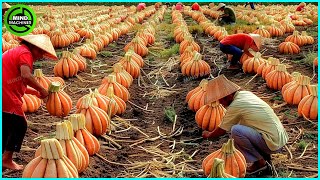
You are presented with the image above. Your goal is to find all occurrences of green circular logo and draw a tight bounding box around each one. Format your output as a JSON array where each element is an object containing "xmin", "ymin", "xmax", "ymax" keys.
[{"xmin": 4, "ymin": 4, "xmax": 37, "ymax": 36}]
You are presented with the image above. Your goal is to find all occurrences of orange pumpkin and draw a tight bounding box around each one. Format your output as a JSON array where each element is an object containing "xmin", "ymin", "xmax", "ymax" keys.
[
  {"xmin": 77, "ymin": 44, "xmax": 97, "ymax": 60},
  {"xmin": 279, "ymin": 42, "xmax": 300, "ymax": 54},
  {"xmin": 53, "ymin": 51, "xmax": 79, "ymax": 78},
  {"xmin": 109, "ymin": 63, "xmax": 133, "ymax": 88},
  {"xmin": 69, "ymin": 114, "xmax": 100, "ymax": 156},
  {"xmin": 186, "ymin": 79, "xmax": 208, "ymax": 102},
  {"xmin": 50, "ymin": 29, "xmax": 71, "ymax": 48},
  {"xmin": 34, "ymin": 69, "xmax": 54, "ymax": 90},
  {"xmin": 76, "ymin": 89, "xmax": 118, "ymax": 116},
  {"xmin": 267, "ymin": 25, "xmax": 284, "ymax": 37},
  {"xmin": 119, "ymin": 52, "xmax": 141, "ymax": 78},
  {"xmin": 195, "ymin": 101, "xmax": 226, "ymax": 131},
  {"xmin": 202, "ymin": 139, "xmax": 246, "ymax": 177},
  {"xmin": 125, "ymin": 49, "xmax": 144, "ymax": 67},
  {"xmin": 35, "ymin": 121, "xmax": 89, "ymax": 173},
  {"xmin": 266, "ymin": 64, "xmax": 292, "ymax": 91},
  {"xmin": 300, "ymin": 31, "xmax": 314, "ymax": 45},
  {"xmin": 187, "ymin": 79, "xmax": 208, "ymax": 112},
  {"xmin": 76, "ymin": 96, "xmax": 110, "ymax": 136},
  {"xmin": 298, "ymin": 85, "xmax": 318, "ymax": 120},
  {"xmin": 22, "ymin": 94, "xmax": 41, "ymax": 113},
  {"xmin": 285, "ymin": 31, "xmax": 304, "ymax": 46},
  {"xmin": 208, "ymin": 158, "xmax": 235, "ymax": 178},
  {"xmin": 71, "ymin": 51, "xmax": 87, "ymax": 72},
  {"xmin": 105, "ymin": 86, "xmax": 126, "ymax": 115},
  {"xmin": 314, "ymin": 57, "xmax": 318, "ymax": 67},
  {"xmin": 282, "ymin": 75, "xmax": 311, "ymax": 105},
  {"xmin": 124, "ymin": 37, "xmax": 148, "ymax": 57},
  {"xmin": 181, "ymin": 52, "xmax": 211, "ymax": 78},
  {"xmin": 252, "ymin": 26, "xmax": 271, "ymax": 38},
  {"xmin": 46, "ymin": 82, "xmax": 72, "ymax": 117},
  {"xmin": 22, "ymin": 138, "xmax": 79, "ymax": 178},
  {"xmin": 180, "ymin": 46, "xmax": 195, "ymax": 63},
  {"xmin": 258, "ymin": 57, "xmax": 280, "ymax": 79},
  {"xmin": 76, "ymin": 27, "xmax": 94, "ymax": 39},
  {"xmin": 280, "ymin": 21, "xmax": 295, "ymax": 33},
  {"xmin": 242, "ymin": 52, "xmax": 266, "ymax": 74},
  {"xmin": 179, "ymin": 37, "xmax": 201, "ymax": 54},
  {"xmin": 98, "ymin": 75, "xmax": 130, "ymax": 102}
]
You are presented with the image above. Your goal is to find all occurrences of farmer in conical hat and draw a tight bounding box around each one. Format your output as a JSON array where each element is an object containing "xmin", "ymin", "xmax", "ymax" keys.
[
  {"xmin": 217, "ymin": 3, "xmax": 236, "ymax": 25},
  {"xmin": 202, "ymin": 75, "xmax": 288, "ymax": 175},
  {"xmin": 2, "ymin": 34, "xmax": 57, "ymax": 170},
  {"xmin": 219, "ymin": 33, "xmax": 262, "ymax": 70}
]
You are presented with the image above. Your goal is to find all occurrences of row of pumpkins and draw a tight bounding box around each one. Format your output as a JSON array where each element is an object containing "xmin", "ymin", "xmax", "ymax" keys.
[{"xmin": 22, "ymin": 5, "xmax": 167, "ymax": 178}]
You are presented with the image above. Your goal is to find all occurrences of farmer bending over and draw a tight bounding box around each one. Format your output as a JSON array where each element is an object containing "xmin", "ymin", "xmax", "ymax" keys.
[
  {"xmin": 202, "ymin": 75, "xmax": 288, "ymax": 175},
  {"xmin": 2, "ymin": 34, "xmax": 57, "ymax": 170},
  {"xmin": 217, "ymin": 3, "xmax": 236, "ymax": 25},
  {"xmin": 219, "ymin": 33, "xmax": 262, "ymax": 70}
]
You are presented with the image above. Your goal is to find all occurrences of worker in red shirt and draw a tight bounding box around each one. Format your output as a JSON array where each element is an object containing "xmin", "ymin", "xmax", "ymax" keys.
[
  {"xmin": 175, "ymin": 2, "xmax": 183, "ymax": 11},
  {"xmin": 296, "ymin": 2, "xmax": 306, "ymax": 11},
  {"xmin": 2, "ymin": 34, "xmax": 57, "ymax": 170},
  {"xmin": 191, "ymin": 3, "xmax": 200, "ymax": 11},
  {"xmin": 137, "ymin": 3, "xmax": 146, "ymax": 11},
  {"xmin": 219, "ymin": 33, "xmax": 262, "ymax": 69}
]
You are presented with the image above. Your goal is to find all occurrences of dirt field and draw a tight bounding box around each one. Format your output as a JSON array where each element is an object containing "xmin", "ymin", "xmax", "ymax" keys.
[{"xmin": 2, "ymin": 5, "xmax": 318, "ymax": 178}]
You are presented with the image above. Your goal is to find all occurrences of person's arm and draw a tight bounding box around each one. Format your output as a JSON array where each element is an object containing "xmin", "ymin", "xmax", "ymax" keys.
[
  {"xmin": 20, "ymin": 65, "xmax": 48, "ymax": 99},
  {"xmin": 25, "ymin": 86, "xmax": 41, "ymax": 96},
  {"xmin": 202, "ymin": 127, "xmax": 226, "ymax": 139}
]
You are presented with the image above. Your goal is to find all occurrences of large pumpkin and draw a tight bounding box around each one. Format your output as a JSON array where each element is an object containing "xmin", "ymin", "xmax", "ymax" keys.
[
  {"xmin": 285, "ymin": 31, "xmax": 304, "ymax": 47},
  {"xmin": 181, "ymin": 52, "xmax": 211, "ymax": 78},
  {"xmin": 202, "ymin": 139, "xmax": 246, "ymax": 177},
  {"xmin": 279, "ymin": 41, "xmax": 300, "ymax": 54},
  {"xmin": 98, "ymin": 75, "xmax": 130, "ymax": 102},
  {"xmin": 298, "ymin": 85, "xmax": 318, "ymax": 120},
  {"xmin": 195, "ymin": 101, "xmax": 226, "ymax": 131},
  {"xmin": 69, "ymin": 114, "xmax": 100, "ymax": 156},
  {"xmin": 22, "ymin": 138, "xmax": 78, "ymax": 178},
  {"xmin": 242, "ymin": 52, "xmax": 266, "ymax": 74},
  {"xmin": 76, "ymin": 96, "xmax": 110, "ymax": 136},
  {"xmin": 266, "ymin": 64, "xmax": 292, "ymax": 91},
  {"xmin": 53, "ymin": 51, "xmax": 79, "ymax": 78},
  {"xmin": 282, "ymin": 75, "xmax": 311, "ymax": 105},
  {"xmin": 187, "ymin": 79, "xmax": 208, "ymax": 112},
  {"xmin": 46, "ymin": 82, "xmax": 72, "ymax": 117}
]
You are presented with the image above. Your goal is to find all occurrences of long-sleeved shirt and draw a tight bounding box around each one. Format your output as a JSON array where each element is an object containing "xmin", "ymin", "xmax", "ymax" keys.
[{"xmin": 219, "ymin": 91, "xmax": 289, "ymax": 151}]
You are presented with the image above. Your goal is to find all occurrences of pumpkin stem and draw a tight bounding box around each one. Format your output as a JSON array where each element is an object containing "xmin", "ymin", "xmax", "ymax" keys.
[
  {"xmin": 210, "ymin": 101, "xmax": 220, "ymax": 107},
  {"xmin": 193, "ymin": 52, "xmax": 202, "ymax": 61},
  {"xmin": 113, "ymin": 63, "xmax": 123, "ymax": 73},
  {"xmin": 108, "ymin": 75, "xmax": 117, "ymax": 83},
  {"xmin": 301, "ymin": 31, "xmax": 307, "ymax": 36},
  {"xmin": 269, "ymin": 58, "xmax": 280, "ymax": 66},
  {"xmin": 298, "ymin": 75, "xmax": 311, "ymax": 86},
  {"xmin": 209, "ymin": 158, "xmax": 227, "ymax": 178},
  {"xmin": 106, "ymin": 86, "xmax": 115, "ymax": 98},
  {"xmin": 69, "ymin": 114, "xmax": 86, "ymax": 131},
  {"xmin": 48, "ymin": 82, "xmax": 61, "ymax": 92},
  {"xmin": 310, "ymin": 85, "xmax": 318, "ymax": 97},
  {"xmin": 275, "ymin": 64, "xmax": 287, "ymax": 72},
  {"xmin": 34, "ymin": 69, "xmax": 44, "ymax": 77},
  {"xmin": 81, "ymin": 96, "xmax": 93, "ymax": 109}
]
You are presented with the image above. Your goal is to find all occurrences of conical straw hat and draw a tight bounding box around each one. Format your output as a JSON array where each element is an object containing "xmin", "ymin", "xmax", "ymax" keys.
[
  {"xmin": 217, "ymin": 3, "xmax": 226, "ymax": 10},
  {"xmin": 18, "ymin": 34, "xmax": 58, "ymax": 60},
  {"xmin": 2, "ymin": 3, "xmax": 11, "ymax": 9},
  {"xmin": 249, "ymin": 33, "xmax": 262, "ymax": 50},
  {"xmin": 205, "ymin": 75, "xmax": 241, "ymax": 104}
]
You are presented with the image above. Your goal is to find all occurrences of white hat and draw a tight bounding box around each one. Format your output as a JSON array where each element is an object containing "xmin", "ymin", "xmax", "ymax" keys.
[
  {"xmin": 217, "ymin": 3, "xmax": 226, "ymax": 10},
  {"xmin": 249, "ymin": 33, "xmax": 262, "ymax": 50},
  {"xmin": 18, "ymin": 34, "xmax": 58, "ymax": 60},
  {"xmin": 2, "ymin": 3, "xmax": 11, "ymax": 9}
]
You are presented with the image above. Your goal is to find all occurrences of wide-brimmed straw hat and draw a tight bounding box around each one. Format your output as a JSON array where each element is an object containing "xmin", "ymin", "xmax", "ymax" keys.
[
  {"xmin": 217, "ymin": 3, "xmax": 226, "ymax": 10},
  {"xmin": 2, "ymin": 2, "xmax": 11, "ymax": 9},
  {"xmin": 249, "ymin": 33, "xmax": 262, "ymax": 50},
  {"xmin": 18, "ymin": 34, "xmax": 58, "ymax": 60},
  {"xmin": 205, "ymin": 75, "xmax": 241, "ymax": 104}
]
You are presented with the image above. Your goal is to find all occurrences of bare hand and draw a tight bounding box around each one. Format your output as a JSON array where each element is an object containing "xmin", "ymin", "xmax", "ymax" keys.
[{"xmin": 39, "ymin": 89, "xmax": 49, "ymax": 99}]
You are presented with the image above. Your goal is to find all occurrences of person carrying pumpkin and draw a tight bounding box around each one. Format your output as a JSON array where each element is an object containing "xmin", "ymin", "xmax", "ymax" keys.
[
  {"xmin": 202, "ymin": 75, "xmax": 288, "ymax": 175},
  {"xmin": 219, "ymin": 33, "xmax": 262, "ymax": 70},
  {"xmin": 296, "ymin": 2, "xmax": 306, "ymax": 11},
  {"xmin": 216, "ymin": 3, "xmax": 236, "ymax": 25},
  {"xmin": 2, "ymin": 34, "xmax": 57, "ymax": 170}
]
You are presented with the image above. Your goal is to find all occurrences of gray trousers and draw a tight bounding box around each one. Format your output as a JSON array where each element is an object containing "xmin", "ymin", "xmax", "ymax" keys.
[{"xmin": 231, "ymin": 125, "xmax": 281, "ymax": 163}]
